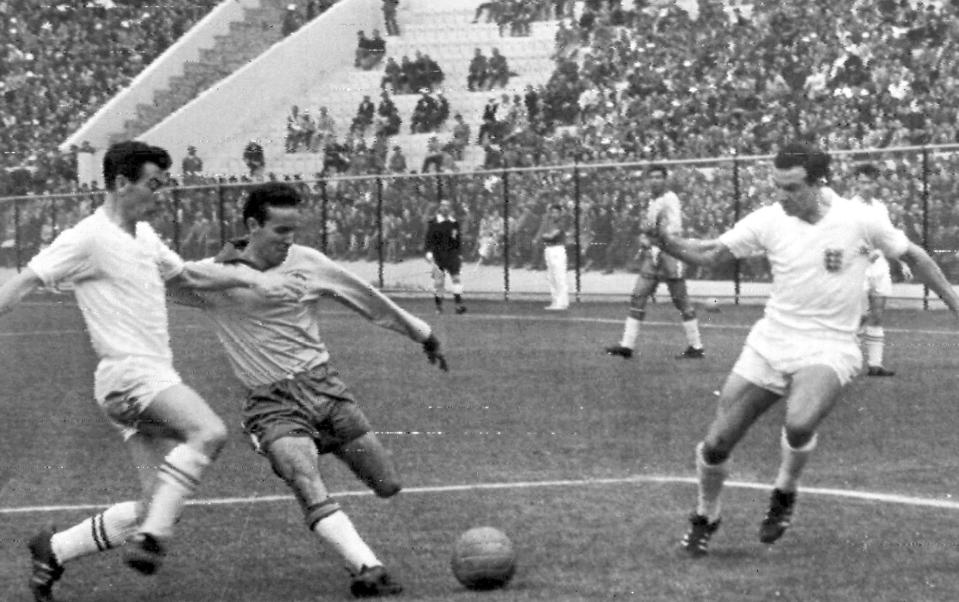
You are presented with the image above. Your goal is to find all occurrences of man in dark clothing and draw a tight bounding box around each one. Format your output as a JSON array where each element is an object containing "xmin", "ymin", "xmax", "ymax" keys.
[
  {"xmin": 424, "ymin": 199, "xmax": 467, "ymax": 314},
  {"xmin": 467, "ymin": 49, "xmax": 489, "ymax": 91}
]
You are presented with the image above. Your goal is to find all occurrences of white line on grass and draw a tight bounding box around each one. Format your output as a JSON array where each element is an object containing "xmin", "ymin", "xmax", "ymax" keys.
[{"xmin": 2, "ymin": 475, "xmax": 957, "ymax": 515}]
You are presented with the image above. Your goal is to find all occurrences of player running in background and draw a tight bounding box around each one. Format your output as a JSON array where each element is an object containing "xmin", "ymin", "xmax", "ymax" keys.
[
  {"xmin": 179, "ymin": 183, "xmax": 448, "ymax": 598},
  {"xmin": 0, "ymin": 142, "xmax": 304, "ymax": 602},
  {"xmin": 653, "ymin": 142, "xmax": 959, "ymax": 556},
  {"xmin": 849, "ymin": 163, "xmax": 912, "ymax": 376},
  {"xmin": 605, "ymin": 165, "xmax": 704, "ymax": 359},
  {"xmin": 424, "ymin": 199, "xmax": 467, "ymax": 314}
]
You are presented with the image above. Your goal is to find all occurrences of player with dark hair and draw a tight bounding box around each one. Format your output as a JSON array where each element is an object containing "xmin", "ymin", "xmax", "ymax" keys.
[
  {"xmin": 5, "ymin": 142, "xmax": 304, "ymax": 601},
  {"xmin": 605, "ymin": 164, "xmax": 704, "ymax": 359},
  {"xmin": 850, "ymin": 163, "xmax": 911, "ymax": 376},
  {"xmin": 424, "ymin": 199, "xmax": 467, "ymax": 314},
  {"xmin": 651, "ymin": 142, "xmax": 959, "ymax": 556},
  {"xmin": 179, "ymin": 182, "xmax": 448, "ymax": 597}
]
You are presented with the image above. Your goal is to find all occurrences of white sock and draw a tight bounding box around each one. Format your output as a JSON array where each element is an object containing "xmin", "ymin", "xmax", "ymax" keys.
[
  {"xmin": 313, "ymin": 510, "xmax": 381, "ymax": 573},
  {"xmin": 863, "ymin": 325, "xmax": 884, "ymax": 367},
  {"xmin": 695, "ymin": 442, "xmax": 728, "ymax": 522},
  {"xmin": 619, "ymin": 317, "xmax": 641, "ymax": 349},
  {"xmin": 773, "ymin": 429, "xmax": 818, "ymax": 492},
  {"xmin": 51, "ymin": 501, "xmax": 142, "ymax": 563},
  {"xmin": 683, "ymin": 319, "xmax": 703, "ymax": 349},
  {"xmin": 139, "ymin": 444, "xmax": 210, "ymax": 539}
]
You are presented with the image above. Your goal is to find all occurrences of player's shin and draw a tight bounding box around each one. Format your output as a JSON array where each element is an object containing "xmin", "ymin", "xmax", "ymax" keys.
[
  {"xmin": 774, "ymin": 429, "xmax": 817, "ymax": 492},
  {"xmin": 51, "ymin": 501, "xmax": 143, "ymax": 563},
  {"xmin": 139, "ymin": 444, "xmax": 211, "ymax": 538},
  {"xmin": 696, "ymin": 442, "xmax": 729, "ymax": 522},
  {"xmin": 309, "ymin": 499, "xmax": 381, "ymax": 573}
]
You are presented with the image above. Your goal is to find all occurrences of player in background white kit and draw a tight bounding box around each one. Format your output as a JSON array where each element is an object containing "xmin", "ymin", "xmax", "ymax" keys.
[
  {"xmin": 850, "ymin": 163, "xmax": 912, "ymax": 376},
  {"xmin": 0, "ymin": 142, "xmax": 305, "ymax": 602},
  {"xmin": 652, "ymin": 142, "xmax": 959, "ymax": 557},
  {"xmin": 540, "ymin": 203, "xmax": 570, "ymax": 310},
  {"xmin": 605, "ymin": 165, "xmax": 704, "ymax": 359}
]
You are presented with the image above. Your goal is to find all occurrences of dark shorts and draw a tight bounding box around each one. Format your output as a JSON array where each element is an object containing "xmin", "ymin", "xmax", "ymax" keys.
[
  {"xmin": 434, "ymin": 254, "xmax": 462, "ymax": 276},
  {"xmin": 242, "ymin": 364, "xmax": 372, "ymax": 455},
  {"xmin": 637, "ymin": 246, "xmax": 685, "ymax": 280}
]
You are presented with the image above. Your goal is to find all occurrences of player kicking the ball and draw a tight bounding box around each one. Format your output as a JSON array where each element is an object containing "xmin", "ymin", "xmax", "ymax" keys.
[
  {"xmin": 652, "ymin": 142, "xmax": 959, "ymax": 556},
  {"xmin": 177, "ymin": 183, "xmax": 448, "ymax": 597}
]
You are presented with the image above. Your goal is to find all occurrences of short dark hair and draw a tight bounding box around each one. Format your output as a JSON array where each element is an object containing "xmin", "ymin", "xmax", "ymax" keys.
[
  {"xmin": 853, "ymin": 163, "xmax": 881, "ymax": 179},
  {"xmin": 773, "ymin": 142, "xmax": 831, "ymax": 185},
  {"xmin": 102, "ymin": 141, "xmax": 171, "ymax": 190},
  {"xmin": 648, "ymin": 164, "xmax": 668, "ymax": 178},
  {"xmin": 242, "ymin": 182, "xmax": 302, "ymax": 226}
]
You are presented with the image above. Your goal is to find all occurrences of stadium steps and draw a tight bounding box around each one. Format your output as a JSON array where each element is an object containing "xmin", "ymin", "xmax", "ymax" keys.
[
  {"xmin": 112, "ymin": 0, "xmax": 290, "ymax": 146},
  {"xmin": 253, "ymin": 0, "xmax": 559, "ymax": 175}
]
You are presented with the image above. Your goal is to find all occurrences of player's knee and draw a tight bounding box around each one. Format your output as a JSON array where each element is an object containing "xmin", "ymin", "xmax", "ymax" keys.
[
  {"xmin": 200, "ymin": 419, "xmax": 229, "ymax": 457},
  {"xmin": 628, "ymin": 297, "xmax": 646, "ymax": 313},
  {"xmin": 680, "ymin": 308, "xmax": 696, "ymax": 321},
  {"xmin": 783, "ymin": 427, "xmax": 815, "ymax": 449},
  {"xmin": 373, "ymin": 477, "xmax": 402, "ymax": 498},
  {"xmin": 700, "ymin": 441, "xmax": 730, "ymax": 465}
]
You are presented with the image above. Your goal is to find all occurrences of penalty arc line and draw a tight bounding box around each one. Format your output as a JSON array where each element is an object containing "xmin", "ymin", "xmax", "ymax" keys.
[{"xmin": 1, "ymin": 474, "xmax": 958, "ymax": 515}]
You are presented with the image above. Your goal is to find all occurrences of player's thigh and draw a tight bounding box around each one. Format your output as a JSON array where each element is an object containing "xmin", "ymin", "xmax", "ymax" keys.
[
  {"xmin": 630, "ymin": 274, "xmax": 657, "ymax": 301},
  {"xmin": 334, "ymin": 432, "xmax": 401, "ymax": 497},
  {"xmin": 782, "ymin": 365, "xmax": 844, "ymax": 435},
  {"xmin": 138, "ymin": 384, "xmax": 226, "ymax": 447},
  {"xmin": 431, "ymin": 264, "xmax": 447, "ymax": 284},
  {"xmin": 705, "ymin": 372, "xmax": 781, "ymax": 453}
]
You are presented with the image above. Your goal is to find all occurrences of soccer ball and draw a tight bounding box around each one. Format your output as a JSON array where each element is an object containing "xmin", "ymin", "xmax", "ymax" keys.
[{"xmin": 451, "ymin": 526, "xmax": 516, "ymax": 590}]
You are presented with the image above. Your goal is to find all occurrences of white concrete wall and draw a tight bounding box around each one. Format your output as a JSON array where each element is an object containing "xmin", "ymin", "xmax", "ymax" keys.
[
  {"xmin": 62, "ymin": 0, "xmax": 261, "ymax": 157},
  {"xmin": 141, "ymin": 0, "xmax": 379, "ymax": 177}
]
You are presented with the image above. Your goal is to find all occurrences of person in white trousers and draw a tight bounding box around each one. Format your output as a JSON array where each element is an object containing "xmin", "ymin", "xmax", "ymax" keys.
[{"xmin": 541, "ymin": 203, "xmax": 569, "ymax": 310}]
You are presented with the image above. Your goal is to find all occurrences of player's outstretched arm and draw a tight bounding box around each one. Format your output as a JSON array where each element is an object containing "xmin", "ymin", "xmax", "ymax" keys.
[
  {"xmin": 657, "ymin": 233, "xmax": 737, "ymax": 269},
  {"xmin": 900, "ymin": 243, "xmax": 959, "ymax": 317},
  {"xmin": 0, "ymin": 269, "xmax": 43, "ymax": 318},
  {"xmin": 174, "ymin": 261, "xmax": 305, "ymax": 300}
]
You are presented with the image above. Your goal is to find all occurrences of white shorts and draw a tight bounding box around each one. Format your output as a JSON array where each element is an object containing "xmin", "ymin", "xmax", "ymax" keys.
[
  {"xmin": 864, "ymin": 256, "xmax": 892, "ymax": 297},
  {"xmin": 94, "ymin": 357, "xmax": 183, "ymax": 440},
  {"xmin": 732, "ymin": 319, "xmax": 862, "ymax": 396}
]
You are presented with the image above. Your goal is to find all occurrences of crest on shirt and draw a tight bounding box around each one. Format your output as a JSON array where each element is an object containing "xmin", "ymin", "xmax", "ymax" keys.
[{"xmin": 824, "ymin": 248, "xmax": 843, "ymax": 272}]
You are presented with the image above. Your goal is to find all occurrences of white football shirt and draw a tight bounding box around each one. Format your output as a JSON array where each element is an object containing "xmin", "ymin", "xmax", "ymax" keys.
[
  {"xmin": 644, "ymin": 190, "xmax": 682, "ymax": 235},
  {"xmin": 27, "ymin": 208, "xmax": 184, "ymax": 362},
  {"xmin": 197, "ymin": 244, "xmax": 431, "ymax": 388},
  {"xmin": 718, "ymin": 190, "xmax": 909, "ymax": 337}
]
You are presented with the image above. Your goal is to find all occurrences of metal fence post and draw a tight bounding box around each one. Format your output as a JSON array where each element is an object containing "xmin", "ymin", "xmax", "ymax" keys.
[
  {"xmin": 320, "ymin": 178, "xmax": 329, "ymax": 254},
  {"xmin": 732, "ymin": 154, "xmax": 742, "ymax": 305},
  {"xmin": 573, "ymin": 162, "xmax": 582, "ymax": 303},
  {"xmin": 502, "ymin": 168, "xmax": 510, "ymax": 302},
  {"xmin": 171, "ymin": 188, "xmax": 182, "ymax": 254},
  {"xmin": 376, "ymin": 176, "xmax": 384, "ymax": 289},
  {"xmin": 922, "ymin": 147, "xmax": 930, "ymax": 310},
  {"xmin": 217, "ymin": 182, "xmax": 227, "ymax": 247},
  {"xmin": 14, "ymin": 198, "xmax": 22, "ymax": 273}
]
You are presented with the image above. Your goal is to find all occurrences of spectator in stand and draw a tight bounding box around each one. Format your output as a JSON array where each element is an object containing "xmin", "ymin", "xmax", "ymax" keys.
[
  {"xmin": 362, "ymin": 29, "xmax": 387, "ymax": 70},
  {"xmin": 477, "ymin": 97, "xmax": 500, "ymax": 144},
  {"xmin": 435, "ymin": 92, "xmax": 450, "ymax": 129},
  {"xmin": 388, "ymin": 145, "xmax": 407, "ymax": 173},
  {"xmin": 399, "ymin": 55, "xmax": 420, "ymax": 92},
  {"xmin": 473, "ymin": 0, "xmax": 501, "ymax": 23},
  {"xmin": 487, "ymin": 48, "xmax": 511, "ymax": 89},
  {"xmin": 410, "ymin": 90, "xmax": 439, "ymax": 134},
  {"xmin": 312, "ymin": 106, "xmax": 336, "ymax": 152},
  {"xmin": 352, "ymin": 95, "xmax": 376, "ymax": 135},
  {"xmin": 281, "ymin": 4, "xmax": 301, "ymax": 37},
  {"xmin": 381, "ymin": 57, "xmax": 405, "ymax": 93},
  {"xmin": 450, "ymin": 114, "xmax": 471, "ymax": 160},
  {"xmin": 467, "ymin": 48, "xmax": 489, "ymax": 91},
  {"xmin": 354, "ymin": 30, "xmax": 372, "ymax": 68},
  {"xmin": 286, "ymin": 105, "xmax": 303, "ymax": 152},
  {"xmin": 420, "ymin": 53, "xmax": 444, "ymax": 91},
  {"xmin": 421, "ymin": 137, "xmax": 445, "ymax": 174},
  {"xmin": 382, "ymin": 0, "xmax": 400, "ymax": 36},
  {"xmin": 181, "ymin": 146, "xmax": 203, "ymax": 182},
  {"xmin": 298, "ymin": 110, "xmax": 316, "ymax": 152},
  {"xmin": 243, "ymin": 141, "xmax": 265, "ymax": 179},
  {"xmin": 377, "ymin": 91, "xmax": 402, "ymax": 136}
]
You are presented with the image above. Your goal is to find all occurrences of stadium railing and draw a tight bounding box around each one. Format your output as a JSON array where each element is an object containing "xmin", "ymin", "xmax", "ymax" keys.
[{"xmin": 2, "ymin": 144, "xmax": 959, "ymax": 306}]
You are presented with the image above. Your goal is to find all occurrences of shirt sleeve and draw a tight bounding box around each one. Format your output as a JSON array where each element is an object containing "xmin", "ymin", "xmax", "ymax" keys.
[
  {"xmin": 141, "ymin": 224, "xmax": 185, "ymax": 280},
  {"xmin": 718, "ymin": 207, "xmax": 769, "ymax": 259},
  {"xmin": 863, "ymin": 206, "xmax": 910, "ymax": 259},
  {"xmin": 27, "ymin": 227, "xmax": 95, "ymax": 287},
  {"xmin": 301, "ymin": 248, "xmax": 432, "ymax": 342}
]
